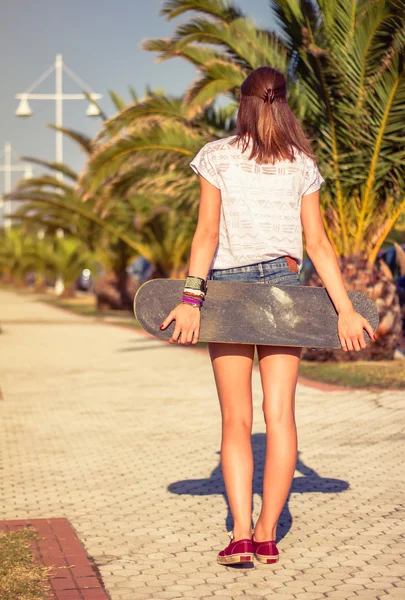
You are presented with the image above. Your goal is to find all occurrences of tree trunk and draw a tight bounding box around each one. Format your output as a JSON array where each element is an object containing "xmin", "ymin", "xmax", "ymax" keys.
[
  {"xmin": 116, "ymin": 268, "xmax": 133, "ymax": 310},
  {"xmin": 302, "ymin": 256, "xmax": 402, "ymax": 361}
]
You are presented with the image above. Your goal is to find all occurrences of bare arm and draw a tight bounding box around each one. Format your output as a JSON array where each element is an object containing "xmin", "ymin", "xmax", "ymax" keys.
[
  {"xmin": 160, "ymin": 174, "xmax": 221, "ymax": 344},
  {"xmin": 301, "ymin": 190, "xmax": 353, "ymax": 312},
  {"xmin": 187, "ymin": 174, "xmax": 221, "ymax": 279},
  {"xmin": 301, "ymin": 189, "xmax": 376, "ymax": 351}
]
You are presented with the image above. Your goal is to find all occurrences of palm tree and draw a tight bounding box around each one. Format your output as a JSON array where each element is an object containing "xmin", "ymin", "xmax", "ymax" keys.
[
  {"xmin": 9, "ymin": 88, "xmax": 222, "ymax": 280},
  {"xmin": 0, "ymin": 228, "xmax": 97, "ymax": 296},
  {"xmin": 139, "ymin": 0, "xmax": 405, "ymax": 360},
  {"xmin": 47, "ymin": 237, "xmax": 97, "ymax": 297},
  {"xmin": 0, "ymin": 228, "xmax": 38, "ymax": 285},
  {"xmin": 76, "ymin": 88, "xmax": 236, "ymax": 276},
  {"xmin": 5, "ymin": 92, "xmax": 148, "ymax": 306}
]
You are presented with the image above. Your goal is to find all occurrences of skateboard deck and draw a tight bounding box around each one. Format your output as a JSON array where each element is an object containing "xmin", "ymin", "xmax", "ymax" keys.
[{"xmin": 134, "ymin": 279, "xmax": 379, "ymax": 348}]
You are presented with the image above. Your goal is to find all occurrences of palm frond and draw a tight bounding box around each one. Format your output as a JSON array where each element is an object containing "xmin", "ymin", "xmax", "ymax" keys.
[
  {"xmin": 160, "ymin": 0, "xmax": 244, "ymax": 22},
  {"xmin": 82, "ymin": 90, "xmax": 108, "ymax": 121},
  {"xmin": 18, "ymin": 156, "xmax": 78, "ymax": 181},
  {"xmin": 46, "ymin": 125, "xmax": 93, "ymax": 154},
  {"xmin": 109, "ymin": 89, "xmax": 128, "ymax": 112},
  {"xmin": 128, "ymin": 86, "xmax": 138, "ymax": 103}
]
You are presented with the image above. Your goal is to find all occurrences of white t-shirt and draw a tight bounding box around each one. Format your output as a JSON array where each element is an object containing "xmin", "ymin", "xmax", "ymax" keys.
[{"xmin": 189, "ymin": 134, "xmax": 325, "ymax": 270}]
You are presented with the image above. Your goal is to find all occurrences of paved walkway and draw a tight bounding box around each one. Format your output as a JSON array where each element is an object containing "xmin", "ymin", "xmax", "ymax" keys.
[{"xmin": 0, "ymin": 289, "xmax": 404, "ymax": 600}]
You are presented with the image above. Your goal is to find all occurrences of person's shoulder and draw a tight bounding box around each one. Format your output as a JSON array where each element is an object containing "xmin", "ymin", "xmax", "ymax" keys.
[
  {"xmin": 294, "ymin": 148, "xmax": 319, "ymax": 167},
  {"xmin": 199, "ymin": 135, "xmax": 237, "ymax": 156},
  {"xmin": 289, "ymin": 147, "xmax": 310, "ymax": 163}
]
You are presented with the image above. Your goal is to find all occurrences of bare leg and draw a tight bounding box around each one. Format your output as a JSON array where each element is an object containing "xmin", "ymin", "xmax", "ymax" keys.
[
  {"xmin": 254, "ymin": 344, "xmax": 302, "ymax": 541},
  {"xmin": 208, "ymin": 341, "xmax": 255, "ymax": 541}
]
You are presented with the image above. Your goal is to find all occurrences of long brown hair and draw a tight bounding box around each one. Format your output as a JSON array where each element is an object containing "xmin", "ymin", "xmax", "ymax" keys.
[{"xmin": 230, "ymin": 66, "xmax": 316, "ymax": 164}]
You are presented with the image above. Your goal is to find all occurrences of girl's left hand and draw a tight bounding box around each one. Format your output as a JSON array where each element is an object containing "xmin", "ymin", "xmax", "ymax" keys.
[{"xmin": 338, "ymin": 309, "xmax": 376, "ymax": 352}]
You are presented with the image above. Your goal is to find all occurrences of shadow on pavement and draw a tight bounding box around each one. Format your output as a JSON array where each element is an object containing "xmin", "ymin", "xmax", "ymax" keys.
[{"xmin": 168, "ymin": 434, "xmax": 349, "ymax": 543}]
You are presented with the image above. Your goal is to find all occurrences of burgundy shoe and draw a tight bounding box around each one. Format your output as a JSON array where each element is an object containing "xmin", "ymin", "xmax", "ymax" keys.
[
  {"xmin": 251, "ymin": 530, "xmax": 279, "ymax": 564},
  {"xmin": 217, "ymin": 531, "xmax": 254, "ymax": 565}
]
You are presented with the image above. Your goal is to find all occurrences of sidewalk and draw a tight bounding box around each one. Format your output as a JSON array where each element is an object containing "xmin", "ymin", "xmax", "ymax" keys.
[{"xmin": 0, "ymin": 289, "xmax": 404, "ymax": 600}]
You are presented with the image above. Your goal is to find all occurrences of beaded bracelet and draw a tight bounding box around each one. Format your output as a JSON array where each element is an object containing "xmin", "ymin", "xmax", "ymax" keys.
[
  {"xmin": 182, "ymin": 292, "xmax": 205, "ymax": 304},
  {"xmin": 182, "ymin": 296, "xmax": 202, "ymax": 308},
  {"xmin": 182, "ymin": 297, "xmax": 203, "ymax": 309}
]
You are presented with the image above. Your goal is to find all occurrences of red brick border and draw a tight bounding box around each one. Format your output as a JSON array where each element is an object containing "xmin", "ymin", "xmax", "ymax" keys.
[{"xmin": 0, "ymin": 518, "xmax": 109, "ymax": 600}]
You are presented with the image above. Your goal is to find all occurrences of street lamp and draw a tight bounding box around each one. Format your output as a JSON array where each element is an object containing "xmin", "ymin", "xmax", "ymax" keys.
[
  {"xmin": 15, "ymin": 53, "xmax": 102, "ymax": 183},
  {"xmin": 0, "ymin": 143, "xmax": 33, "ymax": 230}
]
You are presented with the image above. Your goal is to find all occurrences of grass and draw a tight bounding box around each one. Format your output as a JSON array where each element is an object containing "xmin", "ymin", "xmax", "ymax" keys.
[
  {"xmin": 299, "ymin": 360, "xmax": 405, "ymax": 390},
  {"xmin": 0, "ymin": 527, "xmax": 51, "ymax": 600}
]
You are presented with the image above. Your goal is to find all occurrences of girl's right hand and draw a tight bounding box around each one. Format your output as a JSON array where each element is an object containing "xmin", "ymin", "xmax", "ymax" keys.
[
  {"xmin": 160, "ymin": 302, "xmax": 201, "ymax": 345},
  {"xmin": 338, "ymin": 308, "xmax": 376, "ymax": 351}
]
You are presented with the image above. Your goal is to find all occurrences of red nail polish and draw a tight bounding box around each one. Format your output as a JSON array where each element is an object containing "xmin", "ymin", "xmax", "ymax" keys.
[{"xmin": 160, "ymin": 324, "xmax": 164, "ymax": 330}]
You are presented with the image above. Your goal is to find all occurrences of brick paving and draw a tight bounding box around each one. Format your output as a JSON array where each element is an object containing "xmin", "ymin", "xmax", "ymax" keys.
[
  {"xmin": 0, "ymin": 289, "xmax": 404, "ymax": 600},
  {"xmin": 0, "ymin": 517, "xmax": 108, "ymax": 599}
]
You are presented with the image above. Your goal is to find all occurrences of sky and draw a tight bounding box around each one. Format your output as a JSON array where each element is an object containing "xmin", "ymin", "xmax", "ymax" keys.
[{"xmin": 0, "ymin": 0, "xmax": 280, "ymax": 189}]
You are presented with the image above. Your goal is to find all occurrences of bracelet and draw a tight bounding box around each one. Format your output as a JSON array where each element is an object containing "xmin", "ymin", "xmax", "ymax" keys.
[
  {"xmin": 182, "ymin": 295, "xmax": 203, "ymax": 307},
  {"xmin": 182, "ymin": 275, "xmax": 207, "ymax": 311},
  {"xmin": 182, "ymin": 301, "xmax": 201, "ymax": 309},
  {"xmin": 183, "ymin": 287, "xmax": 205, "ymax": 297},
  {"xmin": 183, "ymin": 288, "xmax": 205, "ymax": 297},
  {"xmin": 184, "ymin": 275, "xmax": 207, "ymax": 294}
]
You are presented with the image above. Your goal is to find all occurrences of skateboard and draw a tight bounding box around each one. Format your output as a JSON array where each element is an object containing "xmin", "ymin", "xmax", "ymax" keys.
[{"xmin": 134, "ymin": 279, "xmax": 379, "ymax": 348}]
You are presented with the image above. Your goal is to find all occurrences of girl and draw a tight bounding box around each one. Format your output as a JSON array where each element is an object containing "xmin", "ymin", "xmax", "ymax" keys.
[{"xmin": 160, "ymin": 66, "xmax": 375, "ymax": 566}]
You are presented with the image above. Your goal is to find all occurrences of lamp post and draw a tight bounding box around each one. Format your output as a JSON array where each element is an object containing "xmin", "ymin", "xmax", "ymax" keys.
[
  {"xmin": 0, "ymin": 143, "xmax": 33, "ymax": 230},
  {"xmin": 15, "ymin": 53, "xmax": 102, "ymax": 183}
]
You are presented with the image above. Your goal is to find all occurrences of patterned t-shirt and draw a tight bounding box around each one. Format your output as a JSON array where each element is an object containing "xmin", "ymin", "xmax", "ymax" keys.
[{"xmin": 189, "ymin": 134, "xmax": 325, "ymax": 270}]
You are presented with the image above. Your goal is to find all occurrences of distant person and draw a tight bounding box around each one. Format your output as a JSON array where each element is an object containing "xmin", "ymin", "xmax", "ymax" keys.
[
  {"xmin": 160, "ymin": 66, "xmax": 375, "ymax": 566},
  {"xmin": 127, "ymin": 256, "xmax": 153, "ymax": 281}
]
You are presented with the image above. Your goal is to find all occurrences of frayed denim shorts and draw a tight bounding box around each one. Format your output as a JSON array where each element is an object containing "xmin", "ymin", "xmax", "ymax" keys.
[{"xmin": 207, "ymin": 255, "xmax": 301, "ymax": 285}]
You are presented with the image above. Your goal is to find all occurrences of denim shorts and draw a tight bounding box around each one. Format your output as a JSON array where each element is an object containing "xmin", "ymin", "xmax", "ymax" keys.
[{"xmin": 207, "ymin": 256, "xmax": 301, "ymax": 285}]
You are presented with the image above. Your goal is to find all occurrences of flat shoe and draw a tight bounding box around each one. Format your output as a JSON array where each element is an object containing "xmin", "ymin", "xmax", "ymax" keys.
[
  {"xmin": 217, "ymin": 531, "xmax": 254, "ymax": 565},
  {"xmin": 251, "ymin": 529, "xmax": 279, "ymax": 564}
]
